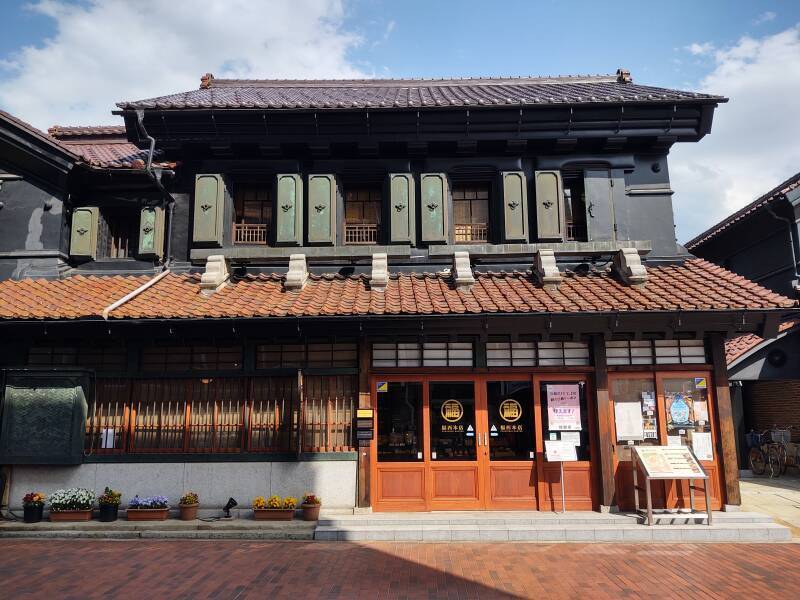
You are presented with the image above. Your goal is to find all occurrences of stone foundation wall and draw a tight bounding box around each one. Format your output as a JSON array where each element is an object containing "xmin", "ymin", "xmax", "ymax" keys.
[{"xmin": 6, "ymin": 460, "xmax": 356, "ymax": 510}]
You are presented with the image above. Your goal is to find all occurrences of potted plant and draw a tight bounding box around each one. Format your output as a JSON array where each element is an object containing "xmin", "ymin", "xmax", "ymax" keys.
[
  {"xmin": 49, "ymin": 488, "xmax": 94, "ymax": 521},
  {"xmin": 252, "ymin": 495, "xmax": 295, "ymax": 520},
  {"xmin": 97, "ymin": 487, "xmax": 122, "ymax": 522},
  {"xmin": 301, "ymin": 493, "xmax": 322, "ymax": 521},
  {"xmin": 126, "ymin": 495, "xmax": 169, "ymax": 521},
  {"xmin": 22, "ymin": 492, "xmax": 45, "ymax": 523},
  {"xmin": 179, "ymin": 491, "xmax": 199, "ymax": 521}
]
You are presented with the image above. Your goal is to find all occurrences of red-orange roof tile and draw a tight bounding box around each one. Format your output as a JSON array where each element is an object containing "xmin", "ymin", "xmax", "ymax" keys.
[
  {"xmin": 725, "ymin": 318, "xmax": 800, "ymax": 365},
  {"xmin": 0, "ymin": 260, "xmax": 794, "ymax": 322}
]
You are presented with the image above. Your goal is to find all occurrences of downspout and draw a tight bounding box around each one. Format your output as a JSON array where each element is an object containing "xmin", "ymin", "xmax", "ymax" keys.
[
  {"xmin": 136, "ymin": 109, "xmax": 175, "ymax": 271},
  {"xmin": 765, "ymin": 203, "xmax": 800, "ymax": 284}
]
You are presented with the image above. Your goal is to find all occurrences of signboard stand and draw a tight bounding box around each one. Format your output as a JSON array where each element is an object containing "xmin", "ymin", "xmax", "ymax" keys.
[
  {"xmin": 544, "ymin": 440, "xmax": 577, "ymax": 514},
  {"xmin": 631, "ymin": 446, "xmax": 712, "ymax": 526}
]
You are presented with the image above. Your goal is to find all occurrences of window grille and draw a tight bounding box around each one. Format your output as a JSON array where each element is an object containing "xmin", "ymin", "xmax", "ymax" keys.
[
  {"xmin": 256, "ymin": 341, "xmax": 358, "ymax": 369},
  {"xmin": 485, "ymin": 340, "xmax": 590, "ymax": 366},
  {"xmin": 28, "ymin": 345, "xmax": 127, "ymax": 371},
  {"xmin": 141, "ymin": 345, "xmax": 243, "ymax": 372},
  {"xmin": 371, "ymin": 341, "xmax": 474, "ymax": 367},
  {"xmin": 605, "ymin": 339, "xmax": 708, "ymax": 365},
  {"xmin": 84, "ymin": 375, "xmax": 356, "ymax": 455}
]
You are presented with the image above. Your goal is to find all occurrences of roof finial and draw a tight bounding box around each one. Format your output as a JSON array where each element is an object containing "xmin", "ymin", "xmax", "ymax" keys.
[
  {"xmin": 200, "ymin": 73, "xmax": 214, "ymax": 89},
  {"xmin": 616, "ymin": 68, "xmax": 632, "ymax": 84}
]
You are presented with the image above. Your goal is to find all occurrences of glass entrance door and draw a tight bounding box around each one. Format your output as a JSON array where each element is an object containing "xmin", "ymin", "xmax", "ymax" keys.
[
  {"xmin": 483, "ymin": 380, "xmax": 537, "ymax": 508},
  {"xmin": 427, "ymin": 381, "xmax": 483, "ymax": 509}
]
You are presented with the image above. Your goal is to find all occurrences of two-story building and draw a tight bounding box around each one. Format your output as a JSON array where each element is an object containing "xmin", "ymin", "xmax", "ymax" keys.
[
  {"xmin": 687, "ymin": 172, "xmax": 800, "ymax": 467},
  {"xmin": 0, "ymin": 70, "xmax": 795, "ymax": 514}
]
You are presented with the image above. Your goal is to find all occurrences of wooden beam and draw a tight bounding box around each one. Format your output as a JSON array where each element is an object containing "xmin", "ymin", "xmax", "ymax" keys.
[
  {"xmin": 357, "ymin": 337, "xmax": 371, "ymax": 508},
  {"xmin": 591, "ymin": 336, "xmax": 616, "ymax": 509},
  {"xmin": 710, "ymin": 333, "xmax": 741, "ymax": 507}
]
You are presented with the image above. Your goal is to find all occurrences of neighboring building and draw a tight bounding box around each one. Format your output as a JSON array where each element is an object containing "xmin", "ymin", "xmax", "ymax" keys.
[
  {"xmin": 0, "ymin": 69, "xmax": 795, "ymax": 514},
  {"xmin": 687, "ymin": 173, "xmax": 800, "ymax": 465}
]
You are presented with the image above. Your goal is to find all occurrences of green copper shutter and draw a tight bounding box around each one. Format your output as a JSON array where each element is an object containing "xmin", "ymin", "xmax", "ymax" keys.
[
  {"xmin": 307, "ymin": 174, "xmax": 337, "ymax": 245},
  {"xmin": 69, "ymin": 206, "xmax": 99, "ymax": 259},
  {"xmin": 275, "ymin": 174, "xmax": 303, "ymax": 245},
  {"xmin": 193, "ymin": 174, "xmax": 226, "ymax": 245},
  {"xmin": 534, "ymin": 170, "xmax": 565, "ymax": 241},
  {"xmin": 583, "ymin": 169, "xmax": 616, "ymax": 242},
  {"xmin": 420, "ymin": 173, "xmax": 448, "ymax": 243},
  {"xmin": 0, "ymin": 372, "xmax": 90, "ymax": 465},
  {"xmin": 137, "ymin": 206, "xmax": 165, "ymax": 258},
  {"xmin": 501, "ymin": 171, "xmax": 528, "ymax": 243},
  {"xmin": 388, "ymin": 173, "xmax": 415, "ymax": 244}
]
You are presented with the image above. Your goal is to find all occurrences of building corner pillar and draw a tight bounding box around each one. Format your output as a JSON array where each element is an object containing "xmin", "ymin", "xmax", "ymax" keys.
[
  {"xmin": 710, "ymin": 333, "xmax": 741, "ymax": 506},
  {"xmin": 591, "ymin": 336, "xmax": 617, "ymax": 512},
  {"xmin": 356, "ymin": 336, "xmax": 372, "ymax": 509}
]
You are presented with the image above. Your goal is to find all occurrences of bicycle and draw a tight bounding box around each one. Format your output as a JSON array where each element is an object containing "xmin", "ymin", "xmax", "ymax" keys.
[
  {"xmin": 746, "ymin": 430, "xmax": 780, "ymax": 478},
  {"xmin": 768, "ymin": 426, "xmax": 792, "ymax": 475}
]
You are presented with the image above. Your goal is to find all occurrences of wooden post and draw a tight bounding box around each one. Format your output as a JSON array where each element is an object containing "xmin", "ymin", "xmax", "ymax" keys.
[
  {"xmin": 591, "ymin": 336, "xmax": 616, "ymax": 511},
  {"xmin": 357, "ymin": 337, "xmax": 372, "ymax": 508},
  {"xmin": 710, "ymin": 333, "xmax": 741, "ymax": 507}
]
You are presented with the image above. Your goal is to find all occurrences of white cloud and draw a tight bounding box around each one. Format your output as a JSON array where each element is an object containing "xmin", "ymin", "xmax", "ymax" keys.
[
  {"xmin": 670, "ymin": 26, "xmax": 800, "ymax": 243},
  {"xmin": 754, "ymin": 11, "xmax": 777, "ymax": 25},
  {"xmin": 0, "ymin": 0, "xmax": 364, "ymax": 129},
  {"xmin": 685, "ymin": 41, "xmax": 715, "ymax": 56}
]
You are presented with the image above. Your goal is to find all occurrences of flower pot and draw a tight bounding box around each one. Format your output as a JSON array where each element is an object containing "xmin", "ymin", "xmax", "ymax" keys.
[
  {"xmin": 50, "ymin": 509, "xmax": 93, "ymax": 522},
  {"xmin": 23, "ymin": 505, "xmax": 43, "ymax": 523},
  {"xmin": 253, "ymin": 508, "xmax": 294, "ymax": 521},
  {"xmin": 179, "ymin": 503, "xmax": 199, "ymax": 521},
  {"xmin": 99, "ymin": 504, "xmax": 119, "ymax": 522},
  {"xmin": 301, "ymin": 504, "xmax": 321, "ymax": 521},
  {"xmin": 127, "ymin": 508, "xmax": 169, "ymax": 521}
]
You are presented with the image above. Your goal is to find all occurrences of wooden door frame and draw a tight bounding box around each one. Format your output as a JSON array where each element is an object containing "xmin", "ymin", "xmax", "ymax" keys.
[{"xmin": 533, "ymin": 373, "xmax": 598, "ymax": 511}]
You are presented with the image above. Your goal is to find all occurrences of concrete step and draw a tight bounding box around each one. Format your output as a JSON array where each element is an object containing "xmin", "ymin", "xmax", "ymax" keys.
[{"xmin": 314, "ymin": 522, "xmax": 791, "ymax": 542}]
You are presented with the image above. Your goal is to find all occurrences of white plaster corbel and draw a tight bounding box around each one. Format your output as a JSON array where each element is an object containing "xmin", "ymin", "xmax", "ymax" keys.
[
  {"xmin": 533, "ymin": 249, "xmax": 561, "ymax": 290},
  {"xmin": 370, "ymin": 253, "xmax": 389, "ymax": 291},
  {"xmin": 613, "ymin": 247, "xmax": 648, "ymax": 287},
  {"xmin": 284, "ymin": 253, "xmax": 308, "ymax": 291},
  {"xmin": 452, "ymin": 250, "xmax": 475, "ymax": 289},
  {"xmin": 199, "ymin": 255, "xmax": 229, "ymax": 296}
]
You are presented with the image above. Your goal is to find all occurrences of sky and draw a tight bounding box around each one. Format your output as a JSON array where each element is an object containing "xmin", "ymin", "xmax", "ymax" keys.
[{"xmin": 0, "ymin": 0, "xmax": 798, "ymax": 243}]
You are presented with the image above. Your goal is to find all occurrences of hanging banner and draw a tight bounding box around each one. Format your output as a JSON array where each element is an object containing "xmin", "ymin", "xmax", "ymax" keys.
[{"xmin": 547, "ymin": 384, "xmax": 582, "ymax": 431}]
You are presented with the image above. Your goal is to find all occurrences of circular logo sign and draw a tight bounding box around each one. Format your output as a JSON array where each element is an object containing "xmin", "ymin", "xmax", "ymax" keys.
[
  {"xmin": 441, "ymin": 399, "xmax": 464, "ymax": 423},
  {"xmin": 499, "ymin": 399, "xmax": 522, "ymax": 423}
]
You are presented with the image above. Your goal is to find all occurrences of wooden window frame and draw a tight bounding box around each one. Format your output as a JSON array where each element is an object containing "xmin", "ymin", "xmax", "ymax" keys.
[
  {"xmin": 452, "ymin": 183, "xmax": 490, "ymax": 243},
  {"xmin": 232, "ymin": 183, "xmax": 272, "ymax": 245}
]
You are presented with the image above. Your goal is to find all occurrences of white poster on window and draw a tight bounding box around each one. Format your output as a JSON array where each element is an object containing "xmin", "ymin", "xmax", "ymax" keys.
[
  {"xmin": 614, "ymin": 401, "xmax": 644, "ymax": 441},
  {"xmin": 547, "ymin": 384, "xmax": 582, "ymax": 431},
  {"xmin": 561, "ymin": 431, "xmax": 581, "ymax": 446},
  {"xmin": 692, "ymin": 431, "xmax": 713, "ymax": 461},
  {"xmin": 667, "ymin": 435, "xmax": 682, "ymax": 446},
  {"xmin": 693, "ymin": 401, "xmax": 709, "ymax": 423},
  {"xmin": 545, "ymin": 440, "xmax": 578, "ymax": 462}
]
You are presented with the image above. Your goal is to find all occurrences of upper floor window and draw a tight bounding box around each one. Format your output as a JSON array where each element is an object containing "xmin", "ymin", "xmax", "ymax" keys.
[
  {"xmin": 453, "ymin": 184, "xmax": 489, "ymax": 243},
  {"xmin": 344, "ymin": 187, "xmax": 381, "ymax": 245},
  {"xmin": 98, "ymin": 209, "xmax": 136, "ymax": 259},
  {"xmin": 233, "ymin": 184, "xmax": 271, "ymax": 245}
]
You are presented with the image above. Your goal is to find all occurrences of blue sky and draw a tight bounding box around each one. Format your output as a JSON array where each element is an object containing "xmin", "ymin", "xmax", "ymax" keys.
[{"xmin": 0, "ymin": 1, "xmax": 799, "ymax": 242}]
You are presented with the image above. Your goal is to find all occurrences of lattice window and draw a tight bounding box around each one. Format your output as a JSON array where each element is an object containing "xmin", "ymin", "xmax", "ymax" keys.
[
  {"xmin": 605, "ymin": 339, "xmax": 708, "ymax": 365},
  {"xmin": 485, "ymin": 340, "xmax": 590, "ymax": 367},
  {"xmin": 97, "ymin": 209, "xmax": 137, "ymax": 259},
  {"xmin": 28, "ymin": 345, "xmax": 127, "ymax": 371},
  {"xmin": 371, "ymin": 342, "xmax": 423, "ymax": 367},
  {"xmin": 453, "ymin": 184, "xmax": 489, "ymax": 243},
  {"xmin": 344, "ymin": 187, "xmax": 381, "ymax": 244},
  {"xmin": 233, "ymin": 184, "xmax": 271, "ymax": 245},
  {"xmin": 141, "ymin": 345, "xmax": 243, "ymax": 372},
  {"xmin": 255, "ymin": 341, "xmax": 358, "ymax": 369}
]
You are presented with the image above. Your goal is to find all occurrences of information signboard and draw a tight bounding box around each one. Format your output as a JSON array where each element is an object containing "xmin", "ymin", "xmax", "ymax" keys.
[
  {"xmin": 544, "ymin": 440, "xmax": 578, "ymax": 462},
  {"xmin": 632, "ymin": 446, "xmax": 707, "ymax": 479}
]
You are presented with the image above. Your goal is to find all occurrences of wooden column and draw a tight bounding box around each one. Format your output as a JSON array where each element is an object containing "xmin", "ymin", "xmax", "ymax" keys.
[
  {"xmin": 710, "ymin": 333, "xmax": 741, "ymax": 506},
  {"xmin": 592, "ymin": 336, "xmax": 616, "ymax": 510},
  {"xmin": 357, "ymin": 337, "xmax": 371, "ymax": 508}
]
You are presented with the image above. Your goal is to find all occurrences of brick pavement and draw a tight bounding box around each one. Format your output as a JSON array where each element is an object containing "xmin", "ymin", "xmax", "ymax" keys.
[{"xmin": 3, "ymin": 540, "xmax": 799, "ymax": 599}]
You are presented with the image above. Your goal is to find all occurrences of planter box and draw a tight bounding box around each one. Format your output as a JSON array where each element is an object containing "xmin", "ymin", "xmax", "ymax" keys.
[
  {"xmin": 179, "ymin": 504, "xmax": 199, "ymax": 521},
  {"xmin": 301, "ymin": 504, "xmax": 321, "ymax": 521},
  {"xmin": 50, "ymin": 509, "xmax": 93, "ymax": 522},
  {"xmin": 127, "ymin": 508, "xmax": 169, "ymax": 521},
  {"xmin": 253, "ymin": 508, "xmax": 294, "ymax": 521}
]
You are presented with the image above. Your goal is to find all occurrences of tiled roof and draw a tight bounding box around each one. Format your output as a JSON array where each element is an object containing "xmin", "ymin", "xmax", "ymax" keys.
[
  {"xmin": 116, "ymin": 72, "xmax": 725, "ymax": 111},
  {"xmin": 0, "ymin": 259, "xmax": 793, "ymax": 322},
  {"xmin": 49, "ymin": 123, "xmax": 171, "ymax": 169},
  {"xmin": 686, "ymin": 171, "xmax": 800, "ymax": 250},
  {"xmin": 726, "ymin": 319, "xmax": 800, "ymax": 365}
]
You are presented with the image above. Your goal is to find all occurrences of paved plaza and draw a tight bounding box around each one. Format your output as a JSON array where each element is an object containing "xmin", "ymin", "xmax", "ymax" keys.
[{"xmin": 4, "ymin": 539, "xmax": 800, "ymax": 599}]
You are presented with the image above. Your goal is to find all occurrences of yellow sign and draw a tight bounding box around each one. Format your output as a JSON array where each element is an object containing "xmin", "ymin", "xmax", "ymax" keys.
[
  {"xmin": 694, "ymin": 377, "xmax": 707, "ymax": 389},
  {"xmin": 376, "ymin": 381, "xmax": 388, "ymax": 392},
  {"xmin": 356, "ymin": 409, "xmax": 374, "ymax": 419},
  {"xmin": 441, "ymin": 399, "xmax": 464, "ymax": 423},
  {"xmin": 499, "ymin": 399, "xmax": 522, "ymax": 423}
]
